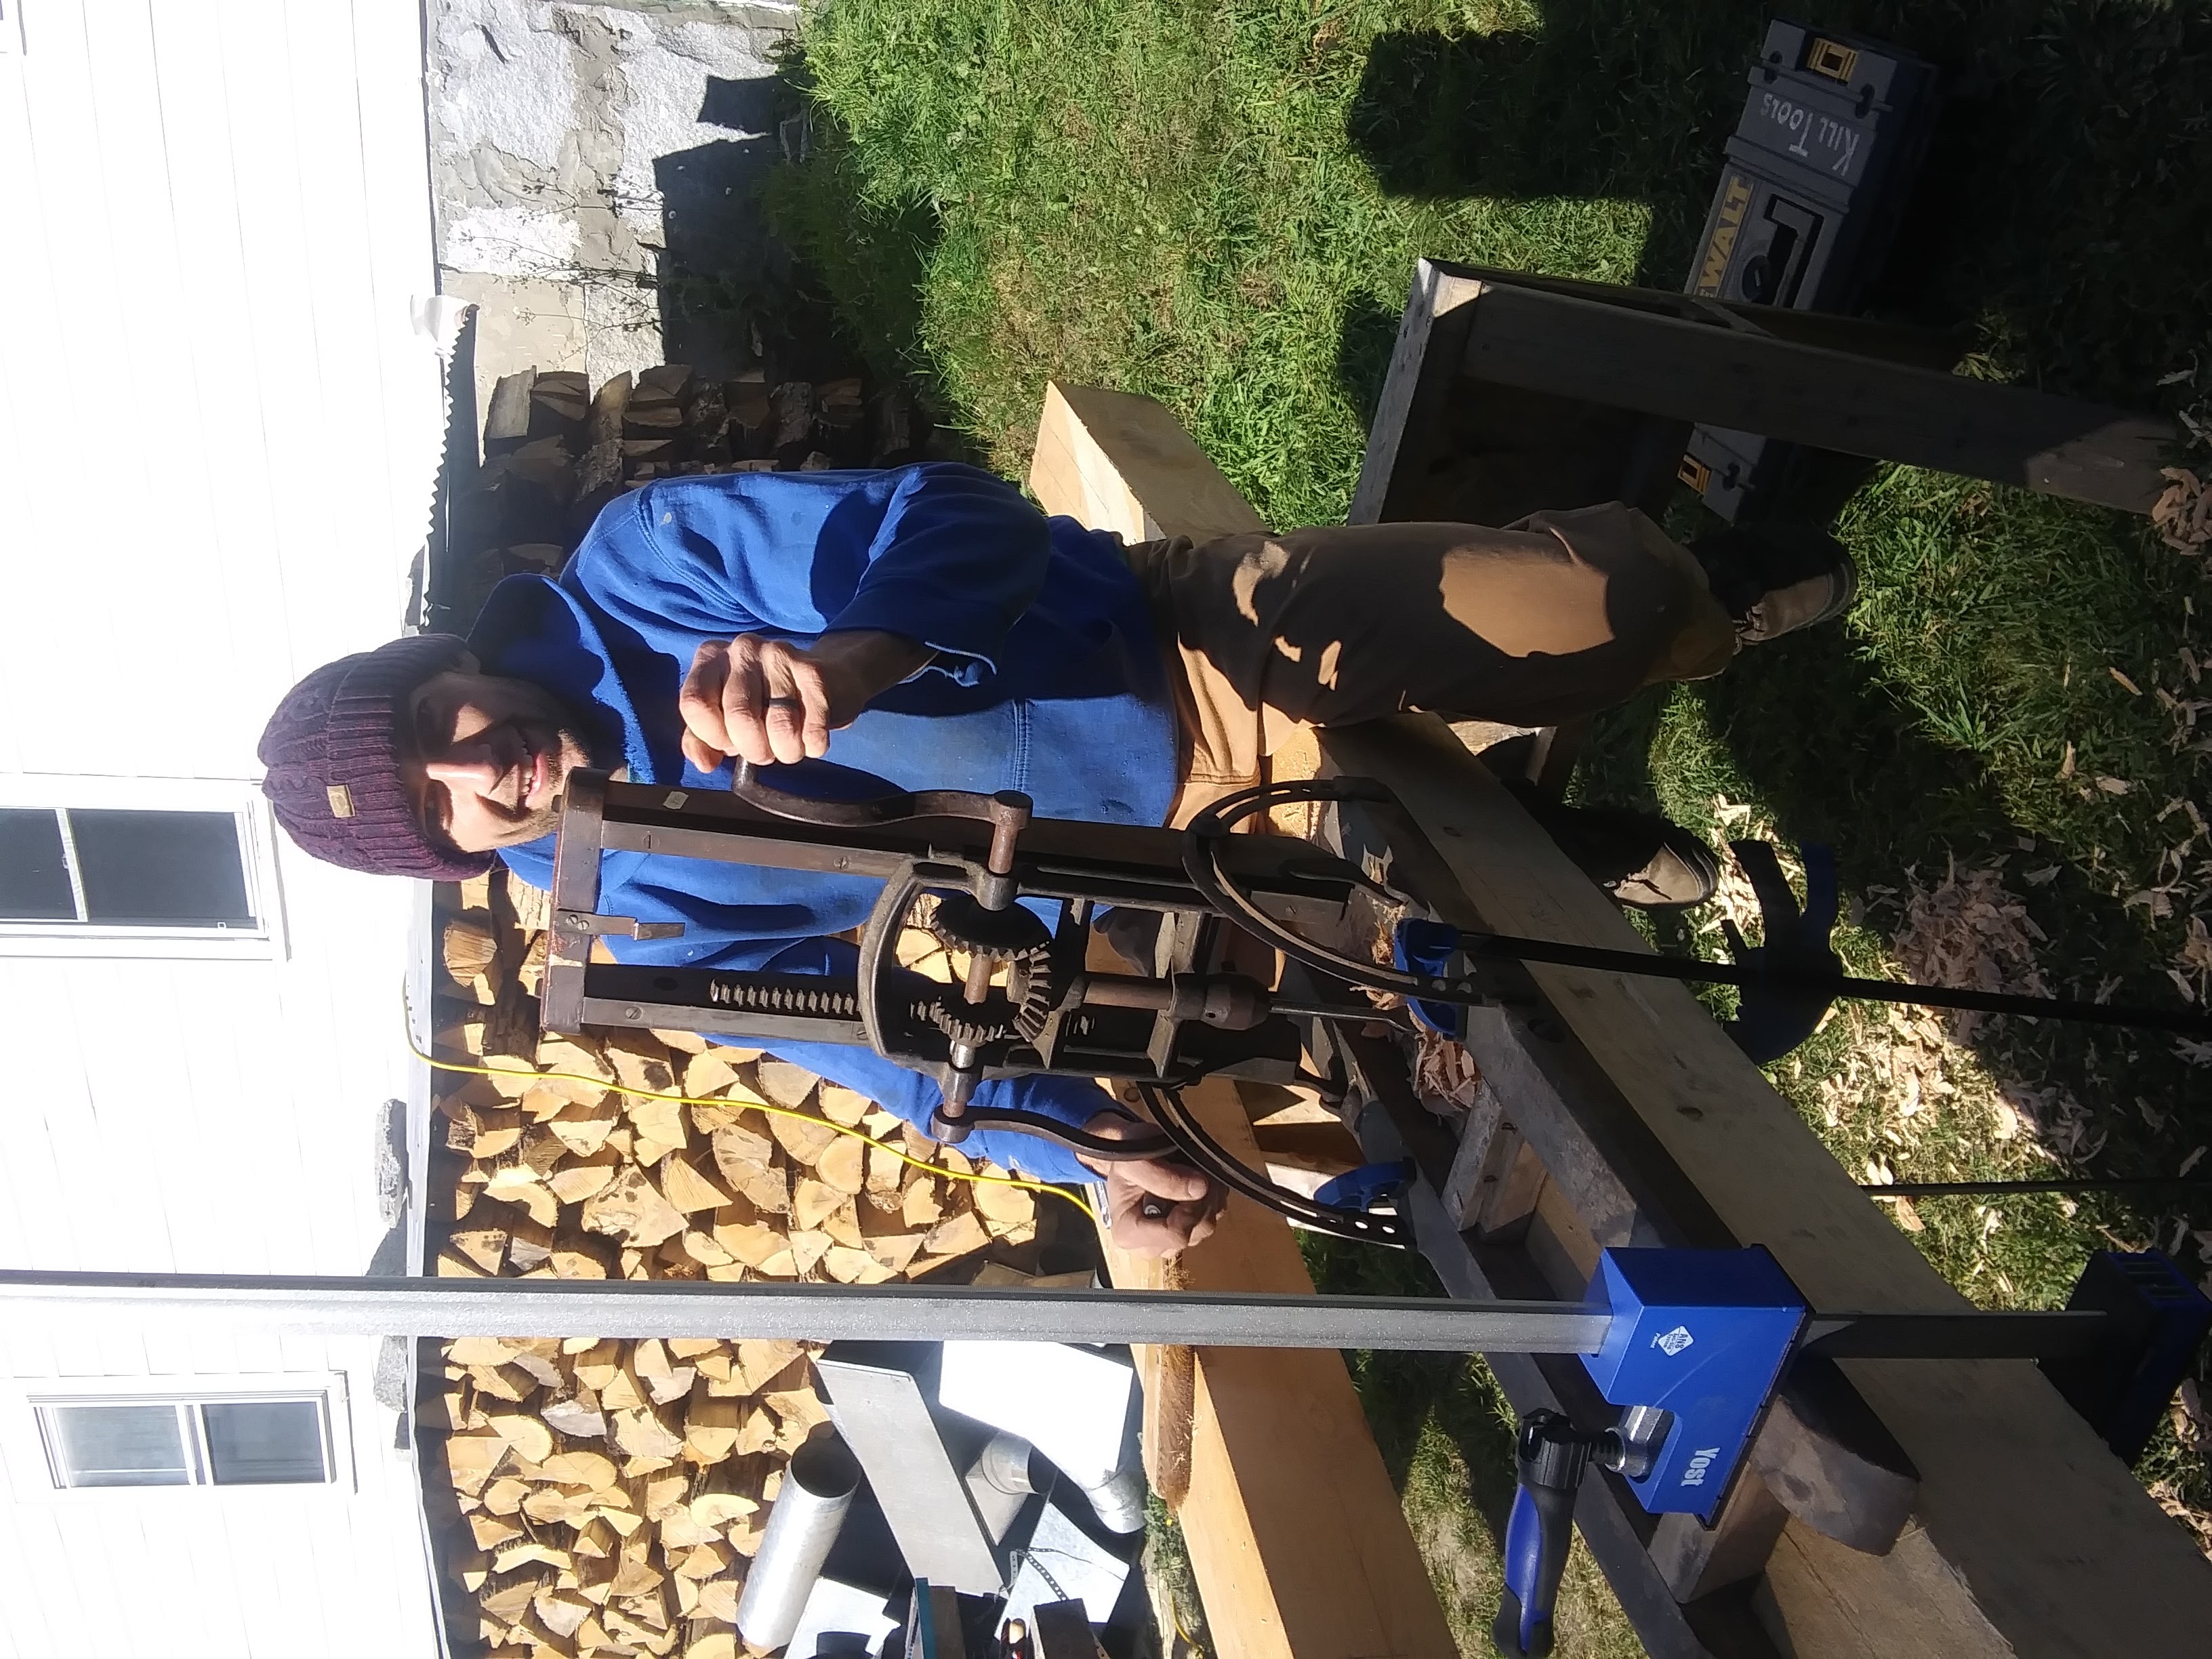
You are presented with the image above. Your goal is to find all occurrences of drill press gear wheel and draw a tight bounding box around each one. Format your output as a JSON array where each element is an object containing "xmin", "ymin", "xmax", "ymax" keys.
[
  {"xmin": 923, "ymin": 994, "xmax": 1025, "ymax": 1048},
  {"xmin": 926, "ymin": 891, "xmax": 1053, "ymax": 959},
  {"xmin": 1004, "ymin": 943, "xmax": 1067, "ymax": 1041}
]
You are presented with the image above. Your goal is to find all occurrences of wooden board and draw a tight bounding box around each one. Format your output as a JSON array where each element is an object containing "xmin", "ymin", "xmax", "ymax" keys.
[
  {"xmin": 1319, "ymin": 715, "xmax": 2212, "ymax": 1658},
  {"xmin": 1101, "ymin": 1081, "xmax": 1457, "ymax": 1659},
  {"xmin": 1348, "ymin": 260, "xmax": 1685, "ymax": 530},
  {"xmin": 1029, "ymin": 382, "xmax": 1268, "ymax": 543},
  {"xmin": 1439, "ymin": 262, "xmax": 2175, "ymax": 513}
]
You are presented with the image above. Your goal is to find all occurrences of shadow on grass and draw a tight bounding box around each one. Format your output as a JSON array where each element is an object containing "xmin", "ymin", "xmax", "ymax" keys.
[
  {"xmin": 1580, "ymin": 625, "xmax": 2212, "ymax": 1210},
  {"xmin": 1345, "ymin": 10, "xmax": 1762, "ymax": 292},
  {"xmin": 1340, "ymin": 3, "xmax": 2212, "ymax": 405}
]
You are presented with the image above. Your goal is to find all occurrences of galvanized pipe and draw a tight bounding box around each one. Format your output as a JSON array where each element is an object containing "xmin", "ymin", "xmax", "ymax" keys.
[{"xmin": 735, "ymin": 1435, "xmax": 861, "ymax": 1652}]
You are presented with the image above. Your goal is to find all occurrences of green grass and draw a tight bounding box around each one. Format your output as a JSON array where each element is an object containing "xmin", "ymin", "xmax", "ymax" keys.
[{"xmin": 764, "ymin": 0, "xmax": 2212, "ymax": 1640}]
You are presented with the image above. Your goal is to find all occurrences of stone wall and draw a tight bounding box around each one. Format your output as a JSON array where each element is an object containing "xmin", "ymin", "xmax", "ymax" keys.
[{"xmin": 429, "ymin": 0, "xmax": 801, "ymax": 423}]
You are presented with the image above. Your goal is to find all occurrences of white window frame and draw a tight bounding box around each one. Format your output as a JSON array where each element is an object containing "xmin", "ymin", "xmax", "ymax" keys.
[
  {"xmin": 0, "ymin": 775, "xmax": 290, "ymax": 960},
  {"xmin": 6, "ymin": 1373, "xmax": 356, "ymax": 1502}
]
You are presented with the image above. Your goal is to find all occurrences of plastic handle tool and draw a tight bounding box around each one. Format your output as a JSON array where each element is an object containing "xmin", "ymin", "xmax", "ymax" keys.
[{"xmin": 1493, "ymin": 1411, "xmax": 1598, "ymax": 1658}]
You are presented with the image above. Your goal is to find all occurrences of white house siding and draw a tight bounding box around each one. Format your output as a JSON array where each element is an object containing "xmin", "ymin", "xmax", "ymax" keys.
[{"xmin": 0, "ymin": 3, "xmax": 450, "ymax": 1655}]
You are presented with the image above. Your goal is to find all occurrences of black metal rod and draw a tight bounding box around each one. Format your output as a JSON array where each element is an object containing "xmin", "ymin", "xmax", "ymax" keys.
[
  {"xmin": 1454, "ymin": 928, "xmax": 2211, "ymax": 1038},
  {"xmin": 1801, "ymin": 1309, "xmax": 2112, "ymax": 1361}
]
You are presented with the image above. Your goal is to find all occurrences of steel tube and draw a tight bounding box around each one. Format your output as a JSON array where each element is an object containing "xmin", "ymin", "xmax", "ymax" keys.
[
  {"xmin": 0, "ymin": 1271, "xmax": 1612, "ymax": 1353},
  {"xmin": 735, "ymin": 1435, "xmax": 861, "ymax": 1651}
]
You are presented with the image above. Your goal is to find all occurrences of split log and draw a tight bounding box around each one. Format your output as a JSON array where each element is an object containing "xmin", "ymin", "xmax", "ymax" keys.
[
  {"xmin": 604, "ymin": 1033, "xmax": 676, "ymax": 1096},
  {"xmin": 726, "ymin": 380, "xmax": 773, "ymax": 453},
  {"xmin": 611, "ymin": 1406, "xmax": 687, "ymax": 1462},
  {"xmin": 685, "ymin": 1046, "xmax": 755, "ymax": 1097},
  {"xmin": 548, "ymin": 1145, "xmax": 625, "ymax": 1202},
  {"xmin": 693, "ymin": 1586, "xmax": 741, "ymax": 1627},
  {"xmin": 813, "ymin": 1135, "xmax": 865, "ymax": 1195},
  {"xmin": 482, "ymin": 1167, "xmax": 559, "ymax": 1229},
  {"xmin": 443, "ymin": 915, "xmax": 501, "ymax": 1000},
  {"xmin": 485, "ymin": 371, "xmax": 536, "ymax": 456},
  {"xmin": 516, "ymin": 1124, "xmax": 568, "ymax": 1177},
  {"xmin": 531, "ymin": 369, "xmax": 590, "ymax": 431},
  {"xmin": 683, "ymin": 1392, "xmax": 746, "ymax": 1465},
  {"xmin": 504, "ymin": 1214, "xmax": 557, "ymax": 1273},
  {"xmin": 659, "ymin": 1155, "xmax": 732, "ymax": 1215},
  {"xmin": 448, "ymin": 1223, "xmax": 509, "ymax": 1275},
  {"xmin": 973, "ymin": 1176, "xmax": 1036, "ymax": 1234},
  {"xmin": 769, "ymin": 381, "xmax": 816, "ymax": 450},
  {"xmin": 815, "ymin": 377, "xmax": 863, "ymax": 431},
  {"xmin": 583, "ymin": 1168, "xmax": 689, "ymax": 1250},
  {"xmin": 504, "ymin": 436, "xmax": 577, "ymax": 504},
  {"xmin": 550, "ymin": 1233, "xmax": 617, "ymax": 1280},
  {"xmin": 469, "ymin": 1511, "xmax": 527, "ymax": 1553},
  {"xmin": 447, "ymin": 1105, "xmax": 523, "ymax": 1161},
  {"xmin": 922, "ymin": 1209, "xmax": 989, "ymax": 1258},
  {"xmin": 687, "ymin": 382, "xmax": 731, "ymax": 463},
  {"xmin": 485, "ymin": 1410, "xmax": 555, "ymax": 1465},
  {"xmin": 635, "ymin": 363, "xmax": 696, "ymax": 406},
  {"xmin": 765, "ymin": 1110, "xmax": 836, "ymax": 1167},
  {"xmin": 541, "ymin": 1385, "xmax": 608, "ymax": 1440},
  {"xmin": 627, "ymin": 1095, "xmax": 689, "ymax": 1165}
]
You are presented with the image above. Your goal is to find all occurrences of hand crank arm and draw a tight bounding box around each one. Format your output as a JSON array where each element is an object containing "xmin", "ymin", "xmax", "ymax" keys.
[
  {"xmin": 732, "ymin": 760, "xmax": 1024, "ymax": 836},
  {"xmin": 932, "ymin": 1105, "xmax": 1179, "ymax": 1163}
]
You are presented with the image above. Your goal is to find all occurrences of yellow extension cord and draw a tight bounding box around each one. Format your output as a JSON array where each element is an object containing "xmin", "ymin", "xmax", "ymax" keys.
[{"xmin": 407, "ymin": 1020, "xmax": 1101, "ymax": 1231}]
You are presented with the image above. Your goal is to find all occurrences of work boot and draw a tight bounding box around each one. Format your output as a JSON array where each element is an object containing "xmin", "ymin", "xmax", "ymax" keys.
[
  {"xmin": 1509, "ymin": 785, "xmax": 1721, "ymax": 912},
  {"xmin": 1693, "ymin": 523, "xmax": 1859, "ymax": 644}
]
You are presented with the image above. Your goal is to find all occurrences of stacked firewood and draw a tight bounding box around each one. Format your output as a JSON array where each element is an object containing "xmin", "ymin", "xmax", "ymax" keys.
[
  {"xmin": 426, "ymin": 867, "xmax": 1045, "ymax": 1658},
  {"xmin": 455, "ymin": 364, "xmax": 914, "ymax": 601}
]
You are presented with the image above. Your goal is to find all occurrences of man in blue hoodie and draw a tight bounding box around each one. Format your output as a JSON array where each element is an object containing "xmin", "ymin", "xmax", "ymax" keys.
[{"xmin": 260, "ymin": 462, "xmax": 1849, "ymax": 1252}]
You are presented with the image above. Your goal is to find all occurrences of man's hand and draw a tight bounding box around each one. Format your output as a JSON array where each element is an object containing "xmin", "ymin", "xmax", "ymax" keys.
[
  {"xmin": 679, "ymin": 630, "xmax": 933, "ymax": 771},
  {"xmin": 1078, "ymin": 1111, "xmax": 1228, "ymax": 1257}
]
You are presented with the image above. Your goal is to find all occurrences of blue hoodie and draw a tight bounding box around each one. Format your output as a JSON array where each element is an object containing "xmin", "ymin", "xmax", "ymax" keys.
[{"xmin": 471, "ymin": 464, "xmax": 1183, "ymax": 1182}]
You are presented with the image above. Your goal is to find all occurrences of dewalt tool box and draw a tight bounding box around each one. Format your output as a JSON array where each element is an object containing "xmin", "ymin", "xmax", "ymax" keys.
[{"xmin": 1680, "ymin": 20, "xmax": 1941, "ymax": 519}]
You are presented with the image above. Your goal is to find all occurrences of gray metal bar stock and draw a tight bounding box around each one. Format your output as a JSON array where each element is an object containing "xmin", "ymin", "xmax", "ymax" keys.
[
  {"xmin": 0, "ymin": 1272, "xmax": 2111, "ymax": 1361},
  {"xmin": 0, "ymin": 1269, "xmax": 1607, "ymax": 1352}
]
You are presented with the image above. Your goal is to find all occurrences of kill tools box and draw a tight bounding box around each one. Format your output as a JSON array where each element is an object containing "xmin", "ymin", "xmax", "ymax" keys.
[{"xmin": 1679, "ymin": 20, "xmax": 1941, "ymax": 520}]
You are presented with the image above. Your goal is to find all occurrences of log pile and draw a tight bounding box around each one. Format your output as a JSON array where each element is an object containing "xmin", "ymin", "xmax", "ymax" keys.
[
  {"xmin": 426, "ymin": 866, "xmax": 1045, "ymax": 1658},
  {"xmin": 454, "ymin": 363, "xmax": 922, "ymax": 594}
]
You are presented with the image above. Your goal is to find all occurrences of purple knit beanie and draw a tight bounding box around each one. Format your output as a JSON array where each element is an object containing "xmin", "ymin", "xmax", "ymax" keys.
[{"xmin": 258, "ymin": 634, "xmax": 495, "ymax": 880}]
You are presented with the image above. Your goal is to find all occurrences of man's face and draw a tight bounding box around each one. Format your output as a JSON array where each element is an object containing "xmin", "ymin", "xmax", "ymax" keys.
[{"xmin": 404, "ymin": 661, "xmax": 594, "ymax": 853}]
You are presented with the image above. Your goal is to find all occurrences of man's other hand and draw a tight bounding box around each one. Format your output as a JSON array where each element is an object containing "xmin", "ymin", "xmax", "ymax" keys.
[
  {"xmin": 1078, "ymin": 1111, "xmax": 1229, "ymax": 1257},
  {"xmin": 679, "ymin": 630, "xmax": 932, "ymax": 770}
]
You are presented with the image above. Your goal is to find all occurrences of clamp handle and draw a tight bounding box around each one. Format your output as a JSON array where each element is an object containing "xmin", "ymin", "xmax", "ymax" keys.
[{"xmin": 1494, "ymin": 1410, "xmax": 1601, "ymax": 1658}]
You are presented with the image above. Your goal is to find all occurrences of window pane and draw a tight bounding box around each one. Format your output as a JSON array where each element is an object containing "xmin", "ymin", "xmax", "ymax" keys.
[
  {"xmin": 44, "ymin": 1404, "xmax": 191, "ymax": 1488},
  {"xmin": 202, "ymin": 1400, "xmax": 326, "ymax": 1485},
  {"xmin": 69, "ymin": 810, "xmax": 253, "ymax": 928},
  {"xmin": 0, "ymin": 809, "xmax": 75, "ymax": 920}
]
